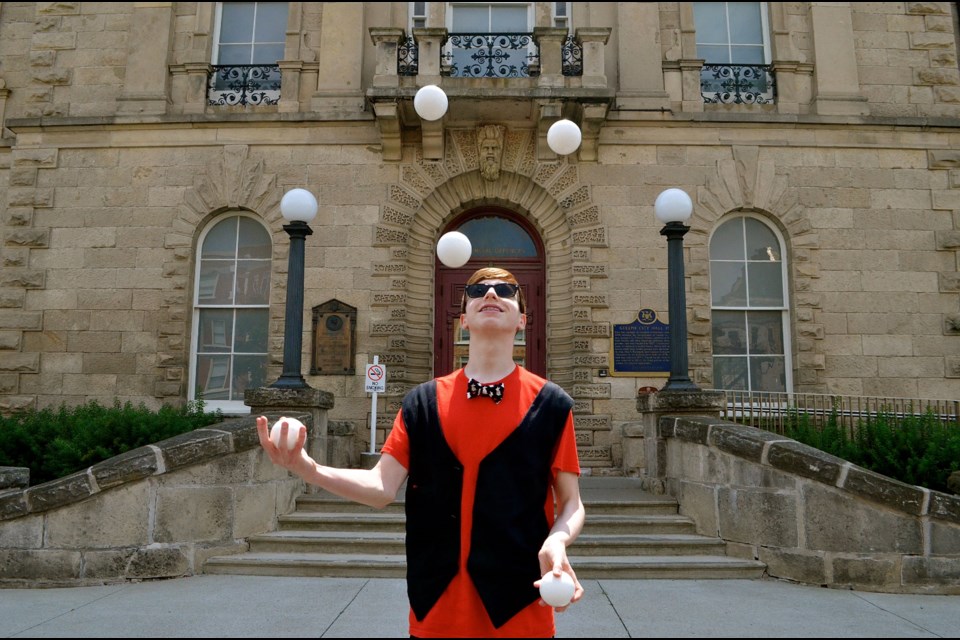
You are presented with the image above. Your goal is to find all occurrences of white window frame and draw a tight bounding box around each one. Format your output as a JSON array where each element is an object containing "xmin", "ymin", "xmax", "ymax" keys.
[
  {"xmin": 211, "ymin": 2, "xmax": 288, "ymax": 65},
  {"xmin": 444, "ymin": 2, "xmax": 536, "ymax": 77},
  {"xmin": 694, "ymin": 2, "xmax": 772, "ymax": 64},
  {"xmin": 409, "ymin": 1, "xmax": 428, "ymax": 30},
  {"xmin": 552, "ymin": 2, "xmax": 571, "ymax": 29},
  {"xmin": 189, "ymin": 213, "xmax": 272, "ymax": 415},
  {"xmin": 708, "ymin": 212, "xmax": 793, "ymax": 394}
]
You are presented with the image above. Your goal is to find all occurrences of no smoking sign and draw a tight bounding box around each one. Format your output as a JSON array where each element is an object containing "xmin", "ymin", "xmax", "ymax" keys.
[{"xmin": 365, "ymin": 363, "xmax": 386, "ymax": 393}]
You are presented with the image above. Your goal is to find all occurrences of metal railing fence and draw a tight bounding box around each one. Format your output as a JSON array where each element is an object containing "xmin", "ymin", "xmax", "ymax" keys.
[{"xmin": 710, "ymin": 389, "xmax": 960, "ymax": 437}]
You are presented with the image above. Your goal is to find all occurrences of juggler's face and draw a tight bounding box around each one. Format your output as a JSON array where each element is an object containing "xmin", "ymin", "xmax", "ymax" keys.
[{"xmin": 461, "ymin": 279, "xmax": 526, "ymax": 336}]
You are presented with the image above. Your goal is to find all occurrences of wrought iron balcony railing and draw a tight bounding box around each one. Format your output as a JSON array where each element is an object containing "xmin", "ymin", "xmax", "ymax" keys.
[
  {"xmin": 397, "ymin": 33, "xmax": 583, "ymax": 78},
  {"xmin": 207, "ymin": 64, "xmax": 281, "ymax": 106},
  {"xmin": 701, "ymin": 63, "xmax": 776, "ymax": 105}
]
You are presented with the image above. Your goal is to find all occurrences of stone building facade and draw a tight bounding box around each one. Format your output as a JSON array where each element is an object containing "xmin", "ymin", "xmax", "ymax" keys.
[{"xmin": 0, "ymin": 2, "xmax": 959, "ymax": 472}]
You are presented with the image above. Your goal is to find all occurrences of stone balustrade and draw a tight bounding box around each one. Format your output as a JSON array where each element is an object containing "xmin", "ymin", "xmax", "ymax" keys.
[
  {"xmin": 626, "ymin": 391, "xmax": 960, "ymax": 595},
  {"xmin": 0, "ymin": 413, "xmax": 312, "ymax": 586}
]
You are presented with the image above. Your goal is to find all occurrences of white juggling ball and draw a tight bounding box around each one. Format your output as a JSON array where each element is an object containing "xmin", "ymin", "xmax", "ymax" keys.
[
  {"xmin": 546, "ymin": 119, "xmax": 582, "ymax": 156},
  {"xmin": 539, "ymin": 571, "xmax": 575, "ymax": 608},
  {"xmin": 414, "ymin": 84, "xmax": 448, "ymax": 121},
  {"xmin": 269, "ymin": 417, "xmax": 307, "ymax": 451},
  {"xmin": 436, "ymin": 231, "xmax": 472, "ymax": 268}
]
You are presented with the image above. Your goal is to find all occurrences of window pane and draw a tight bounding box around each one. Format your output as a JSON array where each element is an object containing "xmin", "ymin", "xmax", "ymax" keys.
[
  {"xmin": 251, "ymin": 43, "xmax": 284, "ymax": 64},
  {"xmin": 747, "ymin": 262, "xmax": 784, "ymax": 306},
  {"xmin": 714, "ymin": 356, "xmax": 748, "ymax": 391},
  {"xmin": 254, "ymin": 2, "xmax": 288, "ymax": 42},
  {"xmin": 712, "ymin": 310, "xmax": 747, "ymax": 355},
  {"xmin": 729, "ymin": 45, "xmax": 765, "ymax": 64},
  {"xmin": 693, "ymin": 2, "xmax": 727, "ymax": 43},
  {"xmin": 711, "ymin": 262, "xmax": 748, "ymax": 307},
  {"xmin": 750, "ymin": 356, "xmax": 786, "ymax": 392},
  {"xmin": 697, "ymin": 44, "xmax": 730, "ymax": 64},
  {"xmin": 728, "ymin": 2, "xmax": 762, "ymax": 43},
  {"xmin": 235, "ymin": 261, "xmax": 271, "ymax": 305},
  {"xmin": 458, "ymin": 216, "xmax": 538, "ymax": 259},
  {"xmin": 453, "ymin": 5, "xmax": 489, "ymax": 31},
  {"xmin": 748, "ymin": 311, "xmax": 784, "ymax": 355},
  {"xmin": 202, "ymin": 218, "xmax": 238, "ymax": 258},
  {"xmin": 234, "ymin": 309, "xmax": 269, "ymax": 352},
  {"xmin": 710, "ymin": 218, "xmax": 745, "ymax": 260},
  {"xmin": 744, "ymin": 217, "xmax": 780, "ymax": 260},
  {"xmin": 237, "ymin": 217, "xmax": 272, "ymax": 258},
  {"xmin": 198, "ymin": 261, "xmax": 235, "ymax": 304},
  {"xmin": 231, "ymin": 354, "xmax": 268, "ymax": 400},
  {"xmin": 198, "ymin": 309, "xmax": 234, "ymax": 352},
  {"xmin": 217, "ymin": 44, "xmax": 253, "ymax": 65},
  {"xmin": 220, "ymin": 3, "xmax": 256, "ymax": 43},
  {"xmin": 198, "ymin": 355, "xmax": 231, "ymax": 399},
  {"xmin": 491, "ymin": 6, "xmax": 528, "ymax": 32}
]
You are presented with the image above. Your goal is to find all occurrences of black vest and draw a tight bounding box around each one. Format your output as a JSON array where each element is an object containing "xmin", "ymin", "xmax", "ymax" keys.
[{"xmin": 402, "ymin": 378, "xmax": 573, "ymax": 629}]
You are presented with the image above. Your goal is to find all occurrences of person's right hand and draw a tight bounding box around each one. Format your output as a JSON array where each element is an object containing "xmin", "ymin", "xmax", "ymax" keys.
[{"xmin": 256, "ymin": 415, "xmax": 313, "ymax": 473}]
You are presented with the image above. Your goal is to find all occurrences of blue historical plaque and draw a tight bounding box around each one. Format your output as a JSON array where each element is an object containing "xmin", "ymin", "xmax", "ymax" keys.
[{"xmin": 611, "ymin": 309, "xmax": 670, "ymax": 377}]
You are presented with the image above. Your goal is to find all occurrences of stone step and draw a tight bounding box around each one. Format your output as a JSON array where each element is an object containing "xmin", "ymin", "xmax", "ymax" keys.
[
  {"xmin": 201, "ymin": 477, "xmax": 767, "ymax": 582},
  {"xmin": 203, "ymin": 552, "xmax": 765, "ymax": 580},
  {"xmin": 245, "ymin": 530, "xmax": 727, "ymax": 557}
]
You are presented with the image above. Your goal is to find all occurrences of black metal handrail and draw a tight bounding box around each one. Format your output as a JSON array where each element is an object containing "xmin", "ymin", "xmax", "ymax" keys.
[
  {"xmin": 397, "ymin": 33, "xmax": 583, "ymax": 78},
  {"xmin": 207, "ymin": 64, "xmax": 281, "ymax": 106},
  {"xmin": 441, "ymin": 32, "xmax": 538, "ymax": 78},
  {"xmin": 701, "ymin": 63, "xmax": 775, "ymax": 105}
]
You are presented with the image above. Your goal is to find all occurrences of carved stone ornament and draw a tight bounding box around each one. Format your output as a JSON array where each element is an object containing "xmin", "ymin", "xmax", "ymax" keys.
[{"xmin": 477, "ymin": 124, "xmax": 505, "ymax": 181}]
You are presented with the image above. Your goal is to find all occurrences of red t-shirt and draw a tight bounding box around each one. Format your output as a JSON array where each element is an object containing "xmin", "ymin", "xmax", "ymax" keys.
[{"xmin": 381, "ymin": 366, "xmax": 581, "ymax": 638}]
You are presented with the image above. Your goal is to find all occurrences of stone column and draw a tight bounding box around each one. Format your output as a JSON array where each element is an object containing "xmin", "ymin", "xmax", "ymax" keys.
[
  {"xmin": 576, "ymin": 27, "xmax": 612, "ymax": 89},
  {"xmin": 624, "ymin": 389, "xmax": 725, "ymax": 490},
  {"xmin": 615, "ymin": 3, "xmax": 669, "ymax": 111},
  {"xmin": 809, "ymin": 2, "xmax": 869, "ymax": 116},
  {"xmin": 677, "ymin": 3, "xmax": 703, "ymax": 112},
  {"xmin": 312, "ymin": 2, "xmax": 365, "ymax": 116},
  {"xmin": 370, "ymin": 28, "xmax": 404, "ymax": 88},
  {"xmin": 534, "ymin": 27, "xmax": 567, "ymax": 89},
  {"xmin": 245, "ymin": 386, "xmax": 334, "ymax": 475},
  {"xmin": 116, "ymin": 2, "xmax": 175, "ymax": 115},
  {"xmin": 412, "ymin": 27, "xmax": 448, "ymax": 85}
]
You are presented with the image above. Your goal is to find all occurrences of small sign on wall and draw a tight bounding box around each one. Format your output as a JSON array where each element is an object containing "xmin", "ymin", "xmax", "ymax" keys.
[
  {"xmin": 311, "ymin": 299, "xmax": 357, "ymax": 375},
  {"xmin": 610, "ymin": 308, "xmax": 670, "ymax": 377}
]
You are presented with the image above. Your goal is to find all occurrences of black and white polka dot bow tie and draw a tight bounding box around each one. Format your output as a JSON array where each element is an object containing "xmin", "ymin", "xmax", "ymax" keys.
[{"xmin": 466, "ymin": 379, "xmax": 505, "ymax": 404}]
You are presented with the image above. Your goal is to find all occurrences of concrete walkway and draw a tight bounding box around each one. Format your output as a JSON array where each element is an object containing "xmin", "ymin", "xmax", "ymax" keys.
[{"xmin": 2, "ymin": 575, "xmax": 958, "ymax": 637}]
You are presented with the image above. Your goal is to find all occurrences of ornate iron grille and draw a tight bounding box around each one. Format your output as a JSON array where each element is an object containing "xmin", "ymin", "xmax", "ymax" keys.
[
  {"xmin": 561, "ymin": 34, "xmax": 582, "ymax": 77},
  {"xmin": 207, "ymin": 64, "xmax": 281, "ymax": 106},
  {"xmin": 398, "ymin": 35, "xmax": 419, "ymax": 76},
  {"xmin": 441, "ymin": 33, "xmax": 539, "ymax": 78},
  {"xmin": 701, "ymin": 64, "xmax": 776, "ymax": 105}
]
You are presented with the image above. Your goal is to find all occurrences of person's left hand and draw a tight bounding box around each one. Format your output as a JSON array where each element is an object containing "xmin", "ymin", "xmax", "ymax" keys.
[{"xmin": 534, "ymin": 536, "xmax": 584, "ymax": 611}]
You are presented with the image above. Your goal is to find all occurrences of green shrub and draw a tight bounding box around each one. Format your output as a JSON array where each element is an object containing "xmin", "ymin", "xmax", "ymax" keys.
[
  {"xmin": 0, "ymin": 400, "xmax": 223, "ymax": 486},
  {"xmin": 783, "ymin": 409, "xmax": 960, "ymax": 494}
]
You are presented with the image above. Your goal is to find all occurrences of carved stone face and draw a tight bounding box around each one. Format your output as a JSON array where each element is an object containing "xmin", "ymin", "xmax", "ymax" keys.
[{"xmin": 477, "ymin": 126, "xmax": 504, "ymax": 181}]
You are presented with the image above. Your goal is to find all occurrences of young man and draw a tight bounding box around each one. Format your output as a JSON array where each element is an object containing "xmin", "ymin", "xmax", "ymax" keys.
[{"xmin": 257, "ymin": 267, "xmax": 584, "ymax": 638}]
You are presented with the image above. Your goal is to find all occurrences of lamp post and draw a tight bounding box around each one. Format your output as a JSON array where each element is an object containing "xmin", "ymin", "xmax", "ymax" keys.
[
  {"xmin": 271, "ymin": 188, "xmax": 317, "ymax": 390},
  {"xmin": 655, "ymin": 188, "xmax": 700, "ymax": 393}
]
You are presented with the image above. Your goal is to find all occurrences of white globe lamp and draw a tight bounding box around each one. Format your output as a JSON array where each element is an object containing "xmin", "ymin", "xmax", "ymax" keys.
[
  {"xmin": 436, "ymin": 231, "xmax": 472, "ymax": 268},
  {"xmin": 280, "ymin": 188, "xmax": 318, "ymax": 223},
  {"xmin": 654, "ymin": 188, "xmax": 693, "ymax": 225},
  {"xmin": 414, "ymin": 84, "xmax": 448, "ymax": 121},
  {"xmin": 546, "ymin": 119, "xmax": 582, "ymax": 156}
]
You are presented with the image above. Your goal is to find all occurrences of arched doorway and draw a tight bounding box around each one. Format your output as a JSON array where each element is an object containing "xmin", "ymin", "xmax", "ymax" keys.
[{"xmin": 434, "ymin": 208, "xmax": 546, "ymax": 377}]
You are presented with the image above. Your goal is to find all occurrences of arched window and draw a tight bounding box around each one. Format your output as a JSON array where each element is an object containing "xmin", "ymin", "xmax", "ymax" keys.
[
  {"xmin": 709, "ymin": 214, "xmax": 792, "ymax": 393},
  {"xmin": 189, "ymin": 214, "xmax": 272, "ymax": 413}
]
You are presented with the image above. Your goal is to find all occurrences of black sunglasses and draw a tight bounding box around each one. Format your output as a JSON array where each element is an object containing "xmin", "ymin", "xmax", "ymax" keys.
[{"xmin": 464, "ymin": 283, "xmax": 520, "ymax": 299}]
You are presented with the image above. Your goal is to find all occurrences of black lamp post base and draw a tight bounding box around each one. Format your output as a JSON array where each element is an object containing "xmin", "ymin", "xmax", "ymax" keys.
[
  {"xmin": 660, "ymin": 377, "xmax": 701, "ymax": 393},
  {"xmin": 270, "ymin": 375, "xmax": 312, "ymax": 390}
]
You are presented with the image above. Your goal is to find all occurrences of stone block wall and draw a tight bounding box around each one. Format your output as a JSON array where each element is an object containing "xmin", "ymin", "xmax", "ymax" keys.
[
  {"xmin": 0, "ymin": 412, "xmax": 311, "ymax": 586},
  {"xmin": 648, "ymin": 414, "xmax": 960, "ymax": 595}
]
